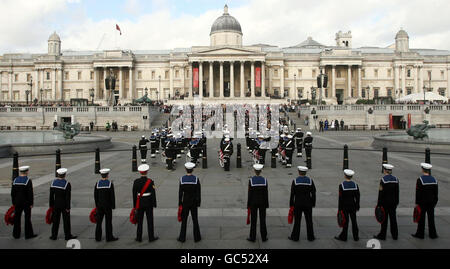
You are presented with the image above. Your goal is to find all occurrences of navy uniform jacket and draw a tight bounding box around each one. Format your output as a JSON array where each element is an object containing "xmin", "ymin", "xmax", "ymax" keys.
[
  {"xmin": 132, "ymin": 176, "xmax": 157, "ymax": 209},
  {"xmin": 139, "ymin": 138, "xmax": 149, "ymax": 149},
  {"xmin": 49, "ymin": 179, "xmax": 71, "ymax": 210},
  {"xmin": 290, "ymin": 176, "xmax": 316, "ymax": 208},
  {"xmin": 377, "ymin": 174, "xmax": 399, "ymax": 208},
  {"xmin": 338, "ymin": 181, "xmax": 360, "ymax": 211},
  {"xmin": 149, "ymin": 135, "xmax": 157, "ymax": 147},
  {"xmin": 415, "ymin": 175, "xmax": 438, "ymax": 207},
  {"xmin": 247, "ymin": 176, "xmax": 269, "ymax": 209},
  {"xmin": 303, "ymin": 136, "xmax": 313, "ymax": 148},
  {"xmin": 220, "ymin": 141, "xmax": 233, "ymax": 156},
  {"xmin": 178, "ymin": 175, "xmax": 201, "ymax": 208},
  {"xmin": 294, "ymin": 132, "xmax": 304, "ymax": 144},
  {"xmin": 284, "ymin": 138, "xmax": 295, "ymax": 151},
  {"xmin": 94, "ymin": 179, "xmax": 116, "ymax": 209},
  {"xmin": 11, "ymin": 176, "xmax": 34, "ymax": 207}
]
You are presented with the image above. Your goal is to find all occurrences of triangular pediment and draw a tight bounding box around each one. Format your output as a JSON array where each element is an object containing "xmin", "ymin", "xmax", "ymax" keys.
[{"xmin": 191, "ymin": 46, "xmax": 262, "ymax": 56}]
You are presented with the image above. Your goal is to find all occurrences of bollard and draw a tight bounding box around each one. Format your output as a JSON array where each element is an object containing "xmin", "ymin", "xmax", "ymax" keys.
[
  {"xmin": 202, "ymin": 144, "xmax": 208, "ymax": 169},
  {"xmin": 12, "ymin": 152, "xmax": 19, "ymax": 181},
  {"xmin": 132, "ymin": 145, "xmax": 138, "ymax": 172},
  {"xmin": 425, "ymin": 148, "xmax": 431, "ymax": 175},
  {"xmin": 343, "ymin": 145, "xmax": 349, "ymax": 170},
  {"xmin": 95, "ymin": 148, "xmax": 100, "ymax": 174},
  {"xmin": 271, "ymin": 149, "xmax": 277, "ymax": 168},
  {"xmin": 382, "ymin": 147, "xmax": 388, "ymax": 173},
  {"xmin": 55, "ymin": 149, "xmax": 61, "ymax": 177},
  {"xmin": 236, "ymin": 143, "xmax": 242, "ymax": 168}
]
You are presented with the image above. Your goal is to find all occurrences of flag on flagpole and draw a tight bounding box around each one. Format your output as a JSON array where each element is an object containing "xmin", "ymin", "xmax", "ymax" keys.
[{"xmin": 116, "ymin": 24, "xmax": 122, "ymax": 35}]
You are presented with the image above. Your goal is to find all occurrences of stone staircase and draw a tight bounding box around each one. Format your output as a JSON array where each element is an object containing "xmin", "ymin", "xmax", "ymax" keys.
[{"xmin": 150, "ymin": 112, "xmax": 171, "ymax": 128}]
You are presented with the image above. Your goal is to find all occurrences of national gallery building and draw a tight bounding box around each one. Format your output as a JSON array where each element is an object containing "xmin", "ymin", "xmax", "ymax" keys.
[{"xmin": 0, "ymin": 5, "xmax": 449, "ymax": 105}]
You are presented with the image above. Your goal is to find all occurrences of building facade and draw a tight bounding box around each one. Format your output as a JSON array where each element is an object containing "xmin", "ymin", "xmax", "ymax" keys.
[{"xmin": 1, "ymin": 5, "xmax": 450, "ymax": 105}]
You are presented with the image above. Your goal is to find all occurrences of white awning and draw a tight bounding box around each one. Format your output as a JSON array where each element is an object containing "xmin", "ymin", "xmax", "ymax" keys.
[{"xmin": 395, "ymin": 92, "xmax": 448, "ymax": 102}]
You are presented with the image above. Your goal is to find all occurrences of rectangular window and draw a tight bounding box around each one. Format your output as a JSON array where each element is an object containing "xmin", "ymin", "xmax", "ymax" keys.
[
  {"xmin": 63, "ymin": 89, "xmax": 70, "ymax": 101},
  {"xmin": 1, "ymin": 91, "xmax": 8, "ymax": 101},
  {"xmin": 175, "ymin": 70, "xmax": 179, "ymax": 78},
  {"xmin": 298, "ymin": 69, "xmax": 302, "ymax": 78},
  {"xmin": 76, "ymin": 89, "xmax": 83, "ymax": 98},
  {"xmin": 387, "ymin": 88, "xmax": 393, "ymax": 97},
  {"xmin": 407, "ymin": 88, "xmax": 412, "ymax": 95},
  {"xmin": 374, "ymin": 88, "xmax": 379, "ymax": 98},
  {"xmin": 47, "ymin": 72, "xmax": 50, "ymax": 80},
  {"xmin": 361, "ymin": 89, "xmax": 366, "ymax": 98},
  {"xmin": 439, "ymin": 88, "xmax": 446, "ymax": 96},
  {"xmin": 64, "ymin": 72, "xmax": 69, "ymax": 80},
  {"xmin": 14, "ymin": 74, "xmax": 18, "ymax": 82},
  {"xmin": 138, "ymin": 71, "xmax": 142, "ymax": 79},
  {"xmin": 78, "ymin": 71, "xmax": 82, "ymax": 80},
  {"xmin": 26, "ymin": 74, "xmax": 31, "ymax": 82},
  {"xmin": 298, "ymin": 87, "xmax": 304, "ymax": 98},
  {"xmin": 407, "ymin": 69, "xmax": 411, "ymax": 78},
  {"xmin": 90, "ymin": 71, "xmax": 94, "ymax": 80},
  {"xmin": 13, "ymin": 91, "xmax": 19, "ymax": 100},
  {"xmin": 136, "ymin": 88, "xmax": 143, "ymax": 98},
  {"xmin": 165, "ymin": 71, "xmax": 169, "ymax": 79},
  {"xmin": 374, "ymin": 69, "xmax": 379, "ymax": 78},
  {"xmin": 274, "ymin": 69, "xmax": 278, "ymax": 77}
]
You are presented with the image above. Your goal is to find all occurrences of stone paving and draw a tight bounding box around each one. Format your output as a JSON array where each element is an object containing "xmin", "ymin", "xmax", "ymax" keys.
[{"xmin": 0, "ymin": 130, "xmax": 449, "ymax": 249}]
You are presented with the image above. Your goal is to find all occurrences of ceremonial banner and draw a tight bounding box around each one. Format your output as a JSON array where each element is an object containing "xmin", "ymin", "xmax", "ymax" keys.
[
  {"xmin": 193, "ymin": 68, "xmax": 199, "ymax": 88},
  {"xmin": 389, "ymin": 114, "xmax": 393, "ymax": 129},
  {"xmin": 255, "ymin": 67, "xmax": 261, "ymax": 87},
  {"xmin": 408, "ymin": 114, "xmax": 411, "ymax": 129}
]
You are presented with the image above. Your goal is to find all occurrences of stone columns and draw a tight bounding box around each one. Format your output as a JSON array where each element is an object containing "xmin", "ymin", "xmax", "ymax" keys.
[
  {"xmin": 357, "ymin": 66, "xmax": 362, "ymax": 98},
  {"xmin": 58, "ymin": 69, "xmax": 63, "ymax": 101},
  {"xmin": 230, "ymin": 61, "xmax": 235, "ymax": 98},
  {"xmin": 52, "ymin": 68, "xmax": 57, "ymax": 101},
  {"xmin": 219, "ymin": 61, "xmax": 224, "ymax": 98},
  {"xmin": 401, "ymin": 65, "xmax": 406, "ymax": 97},
  {"xmin": 268, "ymin": 65, "xmax": 272, "ymax": 97},
  {"xmin": 251, "ymin": 62, "xmax": 255, "ymax": 98},
  {"xmin": 103, "ymin": 68, "xmax": 107, "ymax": 100},
  {"xmin": 280, "ymin": 65, "xmax": 284, "ymax": 98},
  {"xmin": 240, "ymin": 61, "xmax": 245, "ymax": 97},
  {"xmin": 189, "ymin": 63, "xmax": 193, "ymax": 99},
  {"xmin": 169, "ymin": 66, "xmax": 174, "ymax": 99},
  {"xmin": 8, "ymin": 71, "xmax": 12, "ymax": 101},
  {"xmin": 181, "ymin": 65, "xmax": 186, "ymax": 98},
  {"xmin": 414, "ymin": 65, "xmax": 419, "ymax": 94},
  {"xmin": 119, "ymin": 67, "xmax": 123, "ymax": 100},
  {"xmin": 394, "ymin": 65, "xmax": 399, "ymax": 97},
  {"xmin": 34, "ymin": 70, "xmax": 39, "ymax": 101},
  {"xmin": 261, "ymin": 62, "xmax": 266, "ymax": 97},
  {"xmin": 332, "ymin": 65, "xmax": 336, "ymax": 99},
  {"xmin": 209, "ymin": 61, "xmax": 214, "ymax": 98},
  {"xmin": 129, "ymin": 68, "xmax": 134, "ymax": 100},
  {"xmin": 94, "ymin": 68, "xmax": 99, "ymax": 101},
  {"xmin": 419, "ymin": 66, "xmax": 424, "ymax": 96},
  {"xmin": 347, "ymin": 65, "xmax": 352, "ymax": 98}
]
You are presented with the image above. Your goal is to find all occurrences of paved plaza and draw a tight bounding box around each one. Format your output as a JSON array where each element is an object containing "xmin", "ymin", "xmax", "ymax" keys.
[{"xmin": 0, "ymin": 129, "xmax": 449, "ymax": 249}]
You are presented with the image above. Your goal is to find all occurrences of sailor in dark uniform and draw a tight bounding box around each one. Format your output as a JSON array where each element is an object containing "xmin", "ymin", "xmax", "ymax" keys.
[
  {"xmin": 374, "ymin": 164, "xmax": 399, "ymax": 240},
  {"xmin": 284, "ymin": 134, "xmax": 295, "ymax": 168},
  {"xmin": 289, "ymin": 166, "xmax": 316, "ymax": 242},
  {"xmin": 412, "ymin": 163, "xmax": 438, "ymax": 239},
  {"xmin": 160, "ymin": 129, "xmax": 167, "ymax": 151},
  {"xmin": 188, "ymin": 133, "xmax": 202, "ymax": 164},
  {"xmin": 149, "ymin": 132, "xmax": 157, "ymax": 158},
  {"xmin": 178, "ymin": 162, "xmax": 202, "ymax": 243},
  {"xmin": 49, "ymin": 168, "xmax": 77, "ymax": 240},
  {"xmin": 294, "ymin": 128, "xmax": 304, "ymax": 157},
  {"xmin": 165, "ymin": 133, "xmax": 176, "ymax": 170},
  {"xmin": 11, "ymin": 166, "xmax": 37, "ymax": 239},
  {"xmin": 335, "ymin": 169, "xmax": 360, "ymax": 242},
  {"xmin": 154, "ymin": 129, "xmax": 161, "ymax": 154},
  {"xmin": 138, "ymin": 135, "xmax": 149, "ymax": 164},
  {"xmin": 94, "ymin": 168, "xmax": 118, "ymax": 242},
  {"xmin": 132, "ymin": 164, "xmax": 159, "ymax": 242},
  {"xmin": 303, "ymin": 132, "xmax": 313, "ymax": 169},
  {"xmin": 247, "ymin": 164, "xmax": 269, "ymax": 242},
  {"xmin": 220, "ymin": 137, "xmax": 233, "ymax": 171}
]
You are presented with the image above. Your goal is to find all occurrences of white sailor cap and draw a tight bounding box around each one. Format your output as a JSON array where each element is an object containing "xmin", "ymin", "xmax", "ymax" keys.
[
  {"xmin": 296, "ymin": 128, "xmax": 302, "ymax": 131},
  {"xmin": 280, "ymin": 134, "xmax": 286, "ymax": 138},
  {"xmin": 224, "ymin": 137, "xmax": 230, "ymax": 142},
  {"xmin": 382, "ymin": 164, "xmax": 394, "ymax": 170},
  {"xmin": 253, "ymin": 164, "xmax": 264, "ymax": 171},
  {"xmin": 167, "ymin": 133, "xmax": 174, "ymax": 137},
  {"xmin": 19, "ymin": 166, "xmax": 30, "ymax": 172},
  {"xmin": 194, "ymin": 131, "xmax": 202, "ymax": 135},
  {"xmin": 344, "ymin": 169, "xmax": 355, "ymax": 177},
  {"xmin": 297, "ymin": 166, "xmax": 308, "ymax": 172},
  {"xmin": 57, "ymin": 168, "xmax": 68, "ymax": 175},
  {"xmin": 421, "ymin": 163, "xmax": 432, "ymax": 170},
  {"xmin": 287, "ymin": 135, "xmax": 293, "ymax": 139},
  {"xmin": 99, "ymin": 168, "xmax": 111, "ymax": 174},
  {"xmin": 141, "ymin": 135, "xmax": 145, "ymax": 138},
  {"xmin": 138, "ymin": 164, "xmax": 150, "ymax": 173},
  {"xmin": 258, "ymin": 134, "xmax": 264, "ymax": 138},
  {"xmin": 306, "ymin": 132, "xmax": 312, "ymax": 136},
  {"xmin": 185, "ymin": 162, "xmax": 196, "ymax": 169}
]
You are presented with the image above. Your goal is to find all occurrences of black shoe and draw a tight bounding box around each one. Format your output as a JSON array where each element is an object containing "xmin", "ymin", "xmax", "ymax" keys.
[
  {"xmin": 177, "ymin": 237, "xmax": 185, "ymax": 243},
  {"xmin": 107, "ymin": 237, "xmax": 119, "ymax": 242},
  {"xmin": 392, "ymin": 236, "xmax": 398, "ymax": 240},
  {"xmin": 246, "ymin": 237, "xmax": 256, "ymax": 242},
  {"xmin": 194, "ymin": 238, "xmax": 202, "ymax": 243},
  {"xmin": 373, "ymin": 235, "xmax": 385, "ymax": 240},
  {"xmin": 135, "ymin": 238, "xmax": 142, "ymax": 242},
  {"xmin": 430, "ymin": 235, "xmax": 439, "ymax": 239},
  {"xmin": 95, "ymin": 238, "xmax": 102, "ymax": 242},
  {"xmin": 334, "ymin": 236, "xmax": 347, "ymax": 242},
  {"xmin": 65, "ymin": 235, "xmax": 77, "ymax": 240},
  {"xmin": 353, "ymin": 237, "xmax": 359, "ymax": 242},
  {"xmin": 25, "ymin": 234, "xmax": 38, "ymax": 240},
  {"xmin": 288, "ymin": 236, "xmax": 299, "ymax": 242},
  {"xmin": 308, "ymin": 237, "xmax": 315, "ymax": 242},
  {"xmin": 411, "ymin": 234, "xmax": 424, "ymax": 239},
  {"xmin": 149, "ymin": 236, "xmax": 159, "ymax": 242},
  {"xmin": 49, "ymin": 236, "xmax": 57, "ymax": 240},
  {"xmin": 262, "ymin": 237, "xmax": 268, "ymax": 242}
]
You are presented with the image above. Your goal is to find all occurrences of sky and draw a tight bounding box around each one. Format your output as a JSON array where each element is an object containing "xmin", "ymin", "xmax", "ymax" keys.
[{"xmin": 1, "ymin": 0, "xmax": 450, "ymax": 54}]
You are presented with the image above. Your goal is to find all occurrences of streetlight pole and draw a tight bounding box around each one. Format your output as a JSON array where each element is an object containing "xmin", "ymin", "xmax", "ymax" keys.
[
  {"xmin": 26, "ymin": 76, "xmax": 33, "ymax": 105},
  {"xmin": 40, "ymin": 89, "xmax": 43, "ymax": 106}
]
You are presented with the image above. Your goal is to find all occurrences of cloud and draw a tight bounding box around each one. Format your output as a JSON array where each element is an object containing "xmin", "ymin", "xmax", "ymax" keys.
[{"xmin": 1, "ymin": 0, "xmax": 450, "ymax": 54}]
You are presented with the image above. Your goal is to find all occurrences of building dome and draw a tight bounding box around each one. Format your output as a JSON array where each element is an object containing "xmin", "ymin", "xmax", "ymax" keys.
[
  {"xmin": 210, "ymin": 5, "xmax": 242, "ymax": 35},
  {"xmin": 48, "ymin": 31, "xmax": 61, "ymax": 42},
  {"xmin": 395, "ymin": 29, "xmax": 409, "ymax": 39}
]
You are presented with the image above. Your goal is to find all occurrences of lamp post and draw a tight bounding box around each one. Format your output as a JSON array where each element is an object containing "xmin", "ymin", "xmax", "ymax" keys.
[
  {"xmin": 89, "ymin": 88, "xmax": 95, "ymax": 105},
  {"xmin": 40, "ymin": 89, "xmax": 43, "ymax": 106},
  {"xmin": 26, "ymin": 76, "xmax": 33, "ymax": 105}
]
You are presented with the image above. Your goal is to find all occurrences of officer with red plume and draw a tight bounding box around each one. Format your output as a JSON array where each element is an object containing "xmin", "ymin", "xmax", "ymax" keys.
[
  {"xmin": 374, "ymin": 164, "xmax": 399, "ymax": 240},
  {"xmin": 247, "ymin": 164, "xmax": 269, "ymax": 242},
  {"xmin": 132, "ymin": 164, "xmax": 158, "ymax": 242},
  {"xmin": 178, "ymin": 162, "xmax": 201, "ymax": 243},
  {"xmin": 11, "ymin": 166, "xmax": 37, "ymax": 239},
  {"xmin": 49, "ymin": 168, "xmax": 77, "ymax": 240},
  {"xmin": 94, "ymin": 168, "xmax": 118, "ymax": 242},
  {"xmin": 288, "ymin": 166, "xmax": 316, "ymax": 242},
  {"xmin": 412, "ymin": 163, "xmax": 438, "ymax": 239},
  {"xmin": 335, "ymin": 169, "xmax": 360, "ymax": 242}
]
